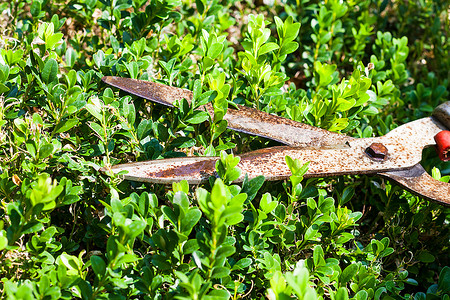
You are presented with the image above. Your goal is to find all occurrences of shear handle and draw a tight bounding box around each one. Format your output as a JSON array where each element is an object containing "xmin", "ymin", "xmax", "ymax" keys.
[
  {"xmin": 433, "ymin": 101, "xmax": 450, "ymax": 129},
  {"xmin": 380, "ymin": 164, "xmax": 450, "ymax": 206}
]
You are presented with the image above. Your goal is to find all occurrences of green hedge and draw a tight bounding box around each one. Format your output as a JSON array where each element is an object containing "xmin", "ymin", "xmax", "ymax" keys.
[{"xmin": 0, "ymin": 0, "xmax": 449, "ymax": 299}]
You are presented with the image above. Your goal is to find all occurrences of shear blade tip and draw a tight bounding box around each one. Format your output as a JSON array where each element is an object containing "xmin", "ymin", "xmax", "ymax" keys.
[{"xmin": 101, "ymin": 76, "xmax": 112, "ymax": 83}]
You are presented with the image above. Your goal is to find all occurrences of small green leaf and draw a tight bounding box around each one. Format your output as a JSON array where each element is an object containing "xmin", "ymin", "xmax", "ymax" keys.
[
  {"xmin": 355, "ymin": 290, "xmax": 368, "ymax": 300},
  {"xmin": 127, "ymin": 219, "xmax": 146, "ymax": 239},
  {"xmin": 340, "ymin": 264, "xmax": 358, "ymax": 284},
  {"xmin": 182, "ymin": 239, "xmax": 199, "ymax": 255},
  {"xmin": 21, "ymin": 222, "xmax": 44, "ymax": 234},
  {"xmin": 0, "ymin": 230, "xmax": 8, "ymax": 251},
  {"xmin": 417, "ymin": 251, "xmax": 435, "ymax": 263},
  {"xmin": 0, "ymin": 83, "xmax": 9, "ymax": 94},
  {"xmin": 65, "ymin": 48, "xmax": 77, "ymax": 67},
  {"xmin": 93, "ymin": 50, "xmax": 105, "ymax": 69},
  {"xmin": 313, "ymin": 245, "xmax": 325, "ymax": 267},
  {"xmin": 55, "ymin": 119, "xmax": 79, "ymax": 133},
  {"xmin": 32, "ymin": 113, "xmax": 44, "ymax": 126},
  {"xmin": 42, "ymin": 58, "xmax": 58, "ymax": 84},
  {"xmin": 304, "ymin": 223, "xmax": 319, "ymax": 241},
  {"xmin": 26, "ymin": 141, "xmax": 37, "ymax": 158},
  {"xmin": 180, "ymin": 209, "xmax": 202, "ymax": 234},
  {"xmin": 279, "ymin": 41, "xmax": 299, "ymax": 56},
  {"xmin": 89, "ymin": 122, "xmax": 105, "ymax": 141},
  {"xmin": 85, "ymin": 98, "xmax": 103, "ymax": 122},
  {"xmin": 259, "ymin": 193, "xmax": 277, "ymax": 214},
  {"xmin": 137, "ymin": 119, "xmax": 152, "ymax": 140},
  {"xmin": 438, "ymin": 266, "xmax": 450, "ymax": 293},
  {"xmin": 216, "ymin": 245, "xmax": 235, "ymax": 260},
  {"xmin": 30, "ymin": 1, "xmax": 42, "ymax": 18},
  {"xmin": 46, "ymin": 33, "xmax": 63, "ymax": 50},
  {"xmin": 38, "ymin": 143, "xmax": 54, "ymax": 159},
  {"xmin": 207, "ymin": 43, "xmax": 224, "ymax": 59},
  {"xmin": 210, "ymin": 266, "xmax": 230, "ymax": 279},
  {"xmin": 259, "ymin": 42, "xmax": 279, "ymax": 56},
  {"xmin": 242, "ymin": 175, "xmax": 265, "ymax": 201},
  {"xmin": 126, "ymin": 61, "xmax": 139, "ymax": 79},
  {"xmin": 185, "ymin": 110, "xmax": 209, "ymax": 124},
  {"xmin": 162, "ymin": 206, "xmax": 177, "ymax": 227},
  {"xmin": 231, "ymin": 258, "xmax": 252, "ymax": 271},
  {"xmin": 335, "ymin": 287, "xmax": 349, "ymax": 300},
  {"xmin": 90, "ymin": 255, "xmax": 106, "ymax": 277}
]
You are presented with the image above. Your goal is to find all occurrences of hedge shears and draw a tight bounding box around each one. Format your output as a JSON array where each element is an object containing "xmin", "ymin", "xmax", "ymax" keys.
[{"xmin": 101, "ymin": 76, "xmax": 450, "ymax": 206}]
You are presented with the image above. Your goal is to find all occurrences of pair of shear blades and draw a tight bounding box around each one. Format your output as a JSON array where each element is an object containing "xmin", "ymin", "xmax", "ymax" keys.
[{"xmin": 101, "ymin": 76, "xmax": 450, "ymax": 206}]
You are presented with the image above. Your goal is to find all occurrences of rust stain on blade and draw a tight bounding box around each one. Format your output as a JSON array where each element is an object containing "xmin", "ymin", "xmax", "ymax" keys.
[
  {"xmin": 108, "ymin": 156, "xmax": 218, "ymax": 184},
  {"xmin": 102, "ymin": 76, "xmax": 193, "ymax": 107},
  {"xmin": 381, "ymin": 165, "xmax": 450, "ymax": 206},
  {"xmin": 219, "ymin": 105, "xmax": 353, "ymax": 147}
]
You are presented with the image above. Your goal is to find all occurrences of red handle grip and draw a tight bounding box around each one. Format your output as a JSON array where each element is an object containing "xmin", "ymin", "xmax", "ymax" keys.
[{"xmin": 434, "ymin": 130, "xmax": 450, "ymax": 161}]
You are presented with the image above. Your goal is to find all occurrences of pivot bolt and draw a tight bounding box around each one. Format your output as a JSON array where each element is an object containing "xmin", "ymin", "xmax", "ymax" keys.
[{"xmin": 365, "ymin": 143, "xmax": 388, "ymax": 161}]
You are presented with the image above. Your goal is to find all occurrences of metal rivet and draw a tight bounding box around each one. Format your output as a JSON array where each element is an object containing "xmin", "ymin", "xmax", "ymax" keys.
[{"xmin": 365, "ymin": 143, "xmax": 388, "ymax": 161}]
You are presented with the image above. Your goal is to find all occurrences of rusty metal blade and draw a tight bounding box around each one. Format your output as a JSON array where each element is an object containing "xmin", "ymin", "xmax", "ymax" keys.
[
  {"xmin": 101, "ymin": 76, "xmax": 352, "ymax": 147},
  {"xmin": 381, "ymin": 165, "xmax": 450, "ymax": 206},
  {"xmin": 105, "ymin": 116, "xmax": 446, "ymax": 183},
  {"xmin": 102, "ymin": 76, "xmax": 193, "ymax": 107}
]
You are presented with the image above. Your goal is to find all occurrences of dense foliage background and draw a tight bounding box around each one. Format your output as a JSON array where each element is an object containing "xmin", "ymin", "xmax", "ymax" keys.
[{"xmin": 0, "ymin": 0, "xmax": 449, "ymax": 299}]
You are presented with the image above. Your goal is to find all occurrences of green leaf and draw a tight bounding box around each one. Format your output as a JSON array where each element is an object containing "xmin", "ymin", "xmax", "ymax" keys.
[
  {"xmin": 127, "ymin": 219, "xmax": 146, "ymax": 239},
  {"xmin": 279, "ymin": 41, "xmax": 299, "ymax": 56},
  {"xmin": 335, "ymin": 287, "xmax": 349, "ymax": 300},
  {"xmin": 21, "ymin": 222, "xmax": 44, "ymax": 234},
  {"xmin": 259, "ymin": 42, "xmax": 279, "ymax": 56},
  {"xmin": 304, "ymin": 224, "xmax": 319, "ymax": 241},
  {"xmin": 205, "ymin": 289, "xmax": 230, "ymax": 300},
  {"xmin": 185, "ymin": 110, "xmax": 209, "ymax": 124},
  {"xmin": 315, "ymin": 61, "xmax": 337, "ymax": 88},
  {"xmin": 30, "ymin": 1, "xmax": 42, "ymax": 17},
  {"xmin": 438, "ymin": 266, "xmax": 450, "ymax": 293},
  {"xmin": 123, "ymin": 99, "xmax": 136, "ymax": 125},
  {"xmin": 180, "ymin": 209, "xmax": 202, "ymax": 234},
  {"xmin": 26, "ymin": 141, "xmax": 37, "ymax": 158},
  {"xmin": 55, "ymin": 119, "xmax": 79, "ymax": 133},
  {"xmin": 42, "ymin": 58, "xmax": 58, "ymax": 84},
  {"xmin": 313, "ymin": 245, "xmax": 325, "ymax": 267},
  {"xmin": 0, "ymin": 83, "xmax": 9, "ymax": 94},
  {"xmin": 215, "ymin": 245, "xmax": 235, "ymax": 260},
  {"xmin": 210, "ymin": 266, "xmax": 230, "ymax": 279},
  {"xmin": 417, "ymin": 251, "xmax": 435, "ymax": 263},
  {"xmin": 231, "ymin": 258, "xmax": 252, "ymax": 271},
  {"xmin": 89, "ymin": 122, "xmax": 105, "ymax": 141},
  {"xmin": 137, "ymin": 119, "xmax": 152, "ymax": 140},
  {"xmin": 182, "ymin": 239, "xmax": 199, "ymax": 255},
  {"xmin": 285, "ymin": 22, "xmax": 301, "ymax": 42},
  {"xmin": 162, "ymin": 206, "xmax": 177, "ymax": 227},
  {"xmin": 192, "ymin": 79, "xmax": 202, "ymax": 101},
  {"xmin": 259, "ymin": 193, "xmax": 277, "ymax": 214},
  {"xmin": 0, "ymin": 230, "xmax": 8, "ymax": 250},
  {"xmin": 355, "ymin": 290, "xmax": 368, "ymax": 300},
  {"xmin": 207, "ymin": 43, "xmax": 224, "ymax": 59},
  {"xmin": 90, "ymin": 255, "xmax": 106, "ymax": 277},
  {"xmin": 242, "ymin": 175, "xmax": 265, "ymax": 201},
  {"xmin": 46, "ymin": 33, "xmax": 63, "ymax": 50},
  {"xmin": 38, "ymin": 143, "xmax": 54, "ymax": 159},
  {"xmin": 93, "ymin": 50, "xmax": 105, "ymax": 69},
  {"xmin": 172, "ymin": 137, "xmax": 195, "ymax": 148},
  {"xmin": 126, "ymin": 61, "xmax": 139, "ymax": 79},
  {"xmin": 32, "ymin": 113, "xmax": 43, "ymax": 126},
  {"xmin": 85, "ymin": 0, "xmax": 97, "ymax": 9},
  {"xmin": 340, "ymin": 264, "xmax": 358, "ymax": 284}
]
